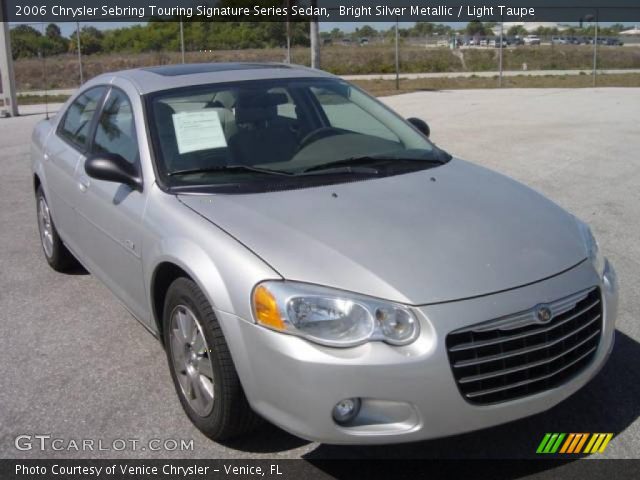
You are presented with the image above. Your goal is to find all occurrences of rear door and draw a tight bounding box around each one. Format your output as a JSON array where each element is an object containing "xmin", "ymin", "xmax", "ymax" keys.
[
  {"xmin": 44, "ymin": 87, "xmax": 106, "ymax": 253},
  {"xmin": 73, "ymin": 86, "xmax": 148, "ymax": 321}
]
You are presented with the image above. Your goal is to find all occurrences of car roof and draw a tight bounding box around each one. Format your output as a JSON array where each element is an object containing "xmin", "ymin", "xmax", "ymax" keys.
[{"xmin": 99, "ymin": 62, "xmax": 335, "ymax": 95}]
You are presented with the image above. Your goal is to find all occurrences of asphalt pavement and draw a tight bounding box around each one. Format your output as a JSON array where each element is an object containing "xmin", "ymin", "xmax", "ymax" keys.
[{"xmin": 0, "ymin": 89, "xmax": 639, "ymax": 466}]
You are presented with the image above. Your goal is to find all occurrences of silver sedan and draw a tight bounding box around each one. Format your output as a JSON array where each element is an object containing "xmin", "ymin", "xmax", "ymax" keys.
[{"xmin": 31, "ymin": 63, "xmax": 618, "ymax": 444}]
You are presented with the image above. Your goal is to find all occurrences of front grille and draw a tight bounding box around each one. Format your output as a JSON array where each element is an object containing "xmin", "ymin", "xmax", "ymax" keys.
[{"xmin": 446, "ymin": 287, "xmax": 602, "ymax": 405}]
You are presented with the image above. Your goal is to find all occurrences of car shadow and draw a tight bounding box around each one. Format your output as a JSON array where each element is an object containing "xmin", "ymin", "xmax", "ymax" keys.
[
  {"xmin": 218, "ymin": 422, "xmax": 310, "ymax": 453},
  {"xmin": 216, "ymin": 330, "xmax": 639, "ymax": 469},
  {"xmin": 63, "ymin": 263, "xmax": 89, "ymax": 275},
  {"xmin": 113, "ymin": 184, "xmax": 134, "ymax": 205}
]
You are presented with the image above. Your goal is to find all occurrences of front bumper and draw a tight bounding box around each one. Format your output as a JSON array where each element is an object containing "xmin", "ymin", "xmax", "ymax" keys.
[{"xmin": 219, "ymin": 259, "xmax": 618, "ymax": 444}]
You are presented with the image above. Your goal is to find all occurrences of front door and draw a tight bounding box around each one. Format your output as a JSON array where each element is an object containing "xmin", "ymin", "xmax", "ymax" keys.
[{"xmin": 73, "ymin": 87, "xmax": 148, "ymax": 322}]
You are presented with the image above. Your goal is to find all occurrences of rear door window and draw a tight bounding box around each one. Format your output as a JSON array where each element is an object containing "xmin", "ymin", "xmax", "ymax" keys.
[{"xmin": 58, "ymin": 87, "xmax": 106, "ymax": 150}]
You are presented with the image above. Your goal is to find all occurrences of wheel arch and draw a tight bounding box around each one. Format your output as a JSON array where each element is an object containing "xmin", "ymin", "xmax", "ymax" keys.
[
  {"xmin": 150, "ymin": 261, "xmax": 191, "ymax": 341},
  {"xmin": 148, "ymin": 251, "xmax": 235, "ymax": 343}
]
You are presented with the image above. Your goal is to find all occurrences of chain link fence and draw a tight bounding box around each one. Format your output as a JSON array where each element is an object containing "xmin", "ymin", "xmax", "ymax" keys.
[{"xmin": 5, "ymin": 22, "xmax": 640, "ymax": 105}]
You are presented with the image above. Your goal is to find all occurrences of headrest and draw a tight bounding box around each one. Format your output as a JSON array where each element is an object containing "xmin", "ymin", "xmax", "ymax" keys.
[
  {"xmin": 235, "ymin": 92, "xmax": 287, "ymax": 124},
  {"xmin": 212, "ymin": 91, "xmax": 238, "ymax": 109},
  {"xmin": 204, "ymin": 100, "xmax": 225, "ymax": 109},
  {"xmin": 236, "ymin": 92, "xmax": 288, "ymax": 109},
  {"xmin": 153, "ymin": 102, "xmax": 176, "ymax": 120},
  {"xmin": 154, "ymin": 102, "xmax": 176, "ymax": 133}
]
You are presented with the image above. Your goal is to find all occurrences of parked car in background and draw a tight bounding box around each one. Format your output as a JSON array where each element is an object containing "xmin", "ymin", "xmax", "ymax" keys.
[
  {"xmin": 31, "ymin": 63, "xmax": 618, "ymax": 445},
  {"xmin": 489, "ymin": 38, "xmax": 508, "ymax": 48},
  {"xmin": 524, "ymin": 35, "xmax": 541, "ymax": 46},
  {"xmin": 595, "ymin": 37, "xmax": 617, "ymax": 45},
  {"xmin": 604, "ymin": 37, "xmax": 624, "ymax": 46}
]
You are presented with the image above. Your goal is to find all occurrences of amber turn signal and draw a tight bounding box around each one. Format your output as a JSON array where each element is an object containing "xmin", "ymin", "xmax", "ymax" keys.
[{"xmin": 253, "ymin": 285, "xmax": 286, "ymax": 330}]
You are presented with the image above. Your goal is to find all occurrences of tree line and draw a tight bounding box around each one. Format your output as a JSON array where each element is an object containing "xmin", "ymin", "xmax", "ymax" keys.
[{"xmin": 10, "ymin": 22, "xmax": 311, "ymax": 58}]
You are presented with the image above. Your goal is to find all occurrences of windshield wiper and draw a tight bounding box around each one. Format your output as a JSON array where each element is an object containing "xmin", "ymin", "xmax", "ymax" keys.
[
  {"xmin": 299, "ymin": 154, "xmax": 445, "ymax": 174},
  {"xmin": 167, "ymin": 165, "xmax": 293, "ymax": 177},
  {"xmin": 297, "ymin": 165, "xmax": 381, "ymax": 176}
]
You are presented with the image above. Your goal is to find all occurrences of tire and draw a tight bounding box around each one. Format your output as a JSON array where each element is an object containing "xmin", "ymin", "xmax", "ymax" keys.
[
  {"xmin": 163, "ymin": 277, "xmax": 261, "ymax": 440},
  {"xmin": 36, "ymin": 186, "xmax": 76, "ymax": 272}
]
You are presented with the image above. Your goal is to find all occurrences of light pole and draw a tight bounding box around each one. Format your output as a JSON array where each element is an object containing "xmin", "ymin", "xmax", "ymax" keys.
[
  {"xmin": 592, "ymin": 12, "xmax": 599, "ymax": 87},
  {"xmin": 40, "ymin": 23, "xmax": 49, "ymax": 119},
  {"xmin": 285, "ymin": 0, "xmax": 292, "ymax": 63},
  {"xmin": 179, "ymin": 20, "xmax": 185, "ymax": 64},
  {"xmin": 310, "ymin": 0, "xmax": 320, "ymax": 68},
  {"xmin": 583, "ymin": 13, "xmax": 598, "ymax": 87},
  {"xmin": 286, "ymin": 21, "xmax": 291, "ymax": 63},
  {"xmin": 498, "ymin": 20, "xmax": 504, "ymax": 87},
  {"xmin": 395, "ymin": 17, "xmax": 399, "ymax": 90},
  {"xmin": 75, "ymin": 21, "xmax": 84, "ymax": 85}
]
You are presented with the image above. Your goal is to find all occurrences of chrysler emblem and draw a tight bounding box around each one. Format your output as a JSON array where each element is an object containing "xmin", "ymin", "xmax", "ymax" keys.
[{"xmin": 536, "ymin": 306, "xmax": 553, "ymax": 324}]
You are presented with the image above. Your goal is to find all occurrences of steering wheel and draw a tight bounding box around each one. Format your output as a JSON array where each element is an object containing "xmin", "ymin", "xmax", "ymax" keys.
[{"xmin": 298, "ymin": 127, "xmax": 344, "ymax": 150}]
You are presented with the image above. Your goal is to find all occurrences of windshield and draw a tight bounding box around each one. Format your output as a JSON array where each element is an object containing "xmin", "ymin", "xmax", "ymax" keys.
[{"xmin": 147, "ymin": 77, "xmax": 449, "ymax": 193}]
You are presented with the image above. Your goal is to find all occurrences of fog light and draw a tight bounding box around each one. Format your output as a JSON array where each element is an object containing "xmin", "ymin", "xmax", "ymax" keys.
[{"xmin": 332, "ymin": 398, "xmax": 361, "ymax": 425}]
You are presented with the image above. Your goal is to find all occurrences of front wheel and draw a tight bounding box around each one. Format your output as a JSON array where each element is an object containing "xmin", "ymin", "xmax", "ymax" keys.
[{"xmin": 163, "ymin": 277, "xmax": 261, "ymax": 440}]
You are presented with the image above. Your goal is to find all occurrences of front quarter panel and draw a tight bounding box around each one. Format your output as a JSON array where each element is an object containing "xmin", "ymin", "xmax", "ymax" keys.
[{"xmin": 142, "ymin": 185, "xmax": 281, "ymax": 332}]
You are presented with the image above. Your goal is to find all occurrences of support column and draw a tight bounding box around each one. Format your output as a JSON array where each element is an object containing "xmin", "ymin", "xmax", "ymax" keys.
[{"xmin": 0, "ymin": 21, "xmax": 18, "ymax": 117}]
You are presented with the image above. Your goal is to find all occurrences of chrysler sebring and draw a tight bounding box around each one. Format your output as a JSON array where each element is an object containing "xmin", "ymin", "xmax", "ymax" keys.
[{"xmin": 31, "ymin": 63, "xmax": 618, "ymax": 444}]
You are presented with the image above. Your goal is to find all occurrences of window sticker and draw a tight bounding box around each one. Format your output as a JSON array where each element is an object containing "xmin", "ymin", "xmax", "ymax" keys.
[{"xmin": 172, "ymin": 110, "xmax": 227, "ymax": 154}]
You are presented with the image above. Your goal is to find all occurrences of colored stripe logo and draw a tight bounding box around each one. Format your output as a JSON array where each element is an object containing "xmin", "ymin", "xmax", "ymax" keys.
[{"xmin": 537, "ymin": 433, "xmax": 613, "ymax": 454}]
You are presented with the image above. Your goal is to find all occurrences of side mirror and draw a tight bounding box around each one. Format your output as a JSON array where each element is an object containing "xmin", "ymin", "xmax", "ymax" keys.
[
  {"xmin": 407, "ymin": 117, "xmax": 430, "ymax": 138},
  {"xmin": 85, "ymin": 153, "xmax": 142, "ymax": 191}
]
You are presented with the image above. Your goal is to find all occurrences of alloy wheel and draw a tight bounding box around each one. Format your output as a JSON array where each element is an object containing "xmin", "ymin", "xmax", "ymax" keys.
[
  {"xmin": 37, "ymin": 197, "xmax": 54, "ymax": 258},
  {"xmin": 169, "ymin": 305, "xmax": 215, "ymax": 417}
]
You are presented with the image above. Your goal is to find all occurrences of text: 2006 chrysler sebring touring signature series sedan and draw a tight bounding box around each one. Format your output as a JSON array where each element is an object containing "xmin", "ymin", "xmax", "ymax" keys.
[{"xmin": 31, "ymin": 63, "xmax": 618, "ymax": 444}]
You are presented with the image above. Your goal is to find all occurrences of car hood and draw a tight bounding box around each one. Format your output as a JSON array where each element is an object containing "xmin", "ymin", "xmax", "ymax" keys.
[{"xmin": 178, "ymin": 159, "xmax": 586, "ymax": 305}]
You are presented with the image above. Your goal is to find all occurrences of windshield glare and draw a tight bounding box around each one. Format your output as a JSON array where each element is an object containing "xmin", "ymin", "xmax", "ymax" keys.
[{"xmin": 148, "ymin": 78, "xmax": 443, "ymax": 190}]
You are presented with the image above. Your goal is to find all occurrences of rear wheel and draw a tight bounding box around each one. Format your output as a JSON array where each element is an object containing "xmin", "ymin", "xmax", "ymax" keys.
[
  {"xmin": 36, "ymin": 186, "xmax": 76, "ymax": 272},
  {"xmin": 163, "ymin": 277, "xmax": 261, "ymax": 440}
]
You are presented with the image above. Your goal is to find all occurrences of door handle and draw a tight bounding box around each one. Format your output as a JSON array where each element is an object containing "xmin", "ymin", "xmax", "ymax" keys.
[{"xmin": 78, "ymin": 177, "xmax": 91, "ymax": 192}]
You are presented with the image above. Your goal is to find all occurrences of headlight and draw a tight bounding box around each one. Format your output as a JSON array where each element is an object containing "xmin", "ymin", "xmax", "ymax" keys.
[
  {"xmin": 252, "ymin": 281, "xmax": 419, "ymax": 347},
  {"xmin": 577, "ymin": 220, "xmax": 605, "ymax": 277}
]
